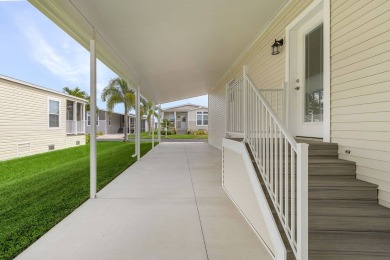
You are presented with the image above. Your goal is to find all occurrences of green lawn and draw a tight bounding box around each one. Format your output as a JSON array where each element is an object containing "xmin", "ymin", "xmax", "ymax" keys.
[
  {"xmin": 128, "ymin": 132, "xmax": 208, "ymax": 139},
  {"xmin": 0, "ymin": 142, "xmax": 154, "ymax": 260}
]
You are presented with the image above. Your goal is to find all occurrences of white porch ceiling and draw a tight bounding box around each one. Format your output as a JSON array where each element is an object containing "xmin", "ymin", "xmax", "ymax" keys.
[{"xmin": 29, "ymin": 0, "xmax": 287, "ymax": 103}]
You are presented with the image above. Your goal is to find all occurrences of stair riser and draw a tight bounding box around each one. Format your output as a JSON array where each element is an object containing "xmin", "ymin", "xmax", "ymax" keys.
[
  {"xmin": 309, "ymin": 150, "xmax": 338, "ymax": 157},
  {"xmin": 310, "ymin": 216, "xmax": 390, "ymax": 232},
  {"xmin": 309, "ymin": 231, "xmax": 390, "ymax": 255},
  {"xmin": 309, "ymin": 164, "xmax": 356, "ymax": 176},
  {"xmin": 309, "ymin": 190, "xmax": 378, "ymax": 201}
]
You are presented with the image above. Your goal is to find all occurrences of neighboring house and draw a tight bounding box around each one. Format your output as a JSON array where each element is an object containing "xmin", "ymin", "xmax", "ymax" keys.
[
  {"xmin": 162, "ymin": 104, "xmax": 208, "ymax": 134},
  {"xmin": 85, "ymin": 110, "xmax": 148, "ymax": 134},
  {"xmin": 0, "ymin": 75, "xmax": 87, "ymax": 161}
]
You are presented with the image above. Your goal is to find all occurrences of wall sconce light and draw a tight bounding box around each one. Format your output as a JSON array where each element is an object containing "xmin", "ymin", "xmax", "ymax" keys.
[{"xmin": 271, "ymin": 39, "xmax": 284, "ymax": 55}]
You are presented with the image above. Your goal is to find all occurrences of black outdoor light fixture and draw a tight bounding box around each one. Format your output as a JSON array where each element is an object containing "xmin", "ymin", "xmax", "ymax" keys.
[{"xmin": 271, "ymin": 39, "xmax": 284, "ymax": 55}]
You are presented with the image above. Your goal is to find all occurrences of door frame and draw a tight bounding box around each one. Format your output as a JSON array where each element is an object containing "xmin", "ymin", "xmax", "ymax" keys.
[{"xmin": 285, "ymin": 0, "xmax": 330, "ymax": 142}]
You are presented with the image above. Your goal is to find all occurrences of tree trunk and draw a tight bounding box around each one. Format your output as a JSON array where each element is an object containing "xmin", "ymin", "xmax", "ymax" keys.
[
  {"xmin": 146, "ymin": 118, "xmax": 150, "ymax": 136},
  {"xmin": 124, "ymin": 106, "xmax": 128, "ymax": 142}
]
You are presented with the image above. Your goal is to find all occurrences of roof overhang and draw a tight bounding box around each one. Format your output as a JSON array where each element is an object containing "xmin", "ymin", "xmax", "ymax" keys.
[{"xmin": 28, "ymin": 0, "xmax": 288, "ymax": 103}]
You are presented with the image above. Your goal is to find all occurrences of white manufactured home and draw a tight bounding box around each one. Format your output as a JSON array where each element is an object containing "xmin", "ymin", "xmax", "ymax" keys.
[
  {"xmin": 162, "ymin": 103, "xmax": 208, "ymax": 134},
  {"xmin": 18, "ymin": 0, "xmax": 390, "ymax": 259},
  {"xmin": 0, "ymin": 75, "xmax": 87, "ymax": 161}
]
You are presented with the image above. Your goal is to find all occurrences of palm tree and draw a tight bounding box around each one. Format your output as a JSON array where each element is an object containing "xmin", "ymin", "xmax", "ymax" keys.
[
  {"xmin": 63, "ymin": 87, "xmax": 87, "ymax": 98},
  {"xmin": 140, "ymin": 98, "xmax": 158, "ymax": 135},
  {"xmin": 101, "ymin": 77, "xmax": 135, "ymax": 141},
  {"xmin": 63, "ymin": 87, "xmax": 92, "ymax": 111}
]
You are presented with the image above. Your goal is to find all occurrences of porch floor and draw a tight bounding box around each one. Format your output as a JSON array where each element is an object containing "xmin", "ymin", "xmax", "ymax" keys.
[{"xmin": 16, "ymin": 142, "xmax": 272, "ymax": 260}]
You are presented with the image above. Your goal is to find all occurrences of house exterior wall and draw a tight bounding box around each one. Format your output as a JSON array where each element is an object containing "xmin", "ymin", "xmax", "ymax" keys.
[
  {"xmin": 329, "ymin": 0, "xmax": 390, "ymax": 208},
  {"xmin": 188, "ymin": 108, "xmax": 209, "ymax": 132},
  {"xmin": 106, "ymin": 113, "xmax": 122, "ymax": 134},
  {"xmin": 85, "ymin": 110, "xmax": 106, "ymax": 134},
  {"xmin": 209, "ymin": 0, "xmax": 390, "ymax": 207},
  {"xmin": 0, "ymin": 77, "xmax": 85, "ymax": 161}
]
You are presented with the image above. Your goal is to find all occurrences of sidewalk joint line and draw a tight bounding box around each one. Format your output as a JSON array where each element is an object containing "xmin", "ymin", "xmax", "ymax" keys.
[{"xmin": 184, "ymin": 144, "xmax": 210, "ymax": 260}]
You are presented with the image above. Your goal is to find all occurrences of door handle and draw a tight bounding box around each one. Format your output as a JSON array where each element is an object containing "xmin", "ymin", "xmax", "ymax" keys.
[{"xmin": 295, "ymin": 86, "xmax": 300, "ymax": 90}]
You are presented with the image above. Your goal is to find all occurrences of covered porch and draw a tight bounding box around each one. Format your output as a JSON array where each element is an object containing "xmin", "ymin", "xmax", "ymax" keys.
[{"xmin": 16, "ymin": 142, "xmax": 272, "ymax": 260}]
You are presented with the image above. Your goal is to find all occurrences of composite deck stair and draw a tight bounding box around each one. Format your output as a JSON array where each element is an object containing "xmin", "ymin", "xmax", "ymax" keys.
[{"xmin": 244, "ymin": 138, "xmax": 390, "ymax": 260}]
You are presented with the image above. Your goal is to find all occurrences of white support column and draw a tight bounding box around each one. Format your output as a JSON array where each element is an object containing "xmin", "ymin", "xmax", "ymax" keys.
[
  {"xmin": 297, "ymin": 143, "xmax": 309, "ymax": 260},
  {"xmin": 89, "ymin": 29, "xmax": 97, "ymax": 199},
  {"xmin": 174, "ymin": 111, "xmax": 177, "ymax": 130},
  {"xmin": 152, "ymin": 102, "xmax": 155, "ymax": 148},
  {"xmin": 83, "ymin": 103, "xmax": 86, "ymax": 134},
  {"xmin": 158, "ymin": 104, "xmax": 161, "ymax": 143},
  {"xmin": 225, "ymin": 83, "xmax": 229, "ymax": 137},
  {"xmin": 243, "ymin": 65, "xmax": 249, "ymax": 142},
  {"xmin": 136, "ymin": 84, "xmax": 141, "ymax": 160},
  {"xmin": 73, "ymin": 101, "xmax": 77, "ymax": 135}
]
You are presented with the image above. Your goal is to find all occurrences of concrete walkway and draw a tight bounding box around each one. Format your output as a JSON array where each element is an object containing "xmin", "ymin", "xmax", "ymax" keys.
[{"xmin": 17, "ymin": 143, "xmax": 272, "ymax": 260}]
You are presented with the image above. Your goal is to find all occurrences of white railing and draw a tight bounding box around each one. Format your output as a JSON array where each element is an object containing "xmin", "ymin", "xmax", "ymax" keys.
[
  {"xmin": 66, "ymin": 120, "xmax": 85, "ymax": 134},
  {"xmin": 226, "ymin": 69, "xmax": 308, "ymax": 260},
  {"xmin": 226, "ymin": 77, "xmax": 245, "ymax": 135},
  {"xmin": 226, "ymin": 79, "xmax": 287, "ymax": 136},
  {"xmin": 259, "ymin": 86, "xmax": 287, "ymax": 124}
]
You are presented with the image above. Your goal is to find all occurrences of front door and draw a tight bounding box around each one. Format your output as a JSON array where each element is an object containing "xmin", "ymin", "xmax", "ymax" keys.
[
  {"xmin": 180, "ymin": 112, "xmax": 187, "ymax": 129},
  {"xmin": 290, "ymin": 9, "xmax": 324, "ymax": 138}
]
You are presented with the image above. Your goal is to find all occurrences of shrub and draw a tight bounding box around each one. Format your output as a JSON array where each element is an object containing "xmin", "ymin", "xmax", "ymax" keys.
[{"xmin": 193, "ymin": 129, "xmax": 207, "ymax": 135}]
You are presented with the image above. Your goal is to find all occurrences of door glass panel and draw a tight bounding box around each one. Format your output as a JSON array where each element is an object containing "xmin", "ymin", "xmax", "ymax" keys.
[{"xmin": 304, "ymin": 24, "xmax": 323, "ymax": 122}]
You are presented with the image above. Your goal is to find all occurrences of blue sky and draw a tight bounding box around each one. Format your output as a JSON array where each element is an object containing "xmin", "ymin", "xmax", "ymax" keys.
[{"xmin": 0, "ymin": 1, "xmax": 208, "ymax": 112}]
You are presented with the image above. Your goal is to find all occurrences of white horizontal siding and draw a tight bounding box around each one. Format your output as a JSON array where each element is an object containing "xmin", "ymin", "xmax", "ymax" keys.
[
  {"xmin": 0, "ymin": 78, "xmax": 85, "ymax": 161},
  {"xmin": 330, "ymin": 0, "xmax": 390, "ymax": 207}
]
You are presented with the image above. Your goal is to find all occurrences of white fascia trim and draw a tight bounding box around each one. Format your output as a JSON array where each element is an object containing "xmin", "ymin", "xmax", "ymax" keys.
[{"xmin": 1, "ymin": 75, "xmax": 88, "ymax": 103}]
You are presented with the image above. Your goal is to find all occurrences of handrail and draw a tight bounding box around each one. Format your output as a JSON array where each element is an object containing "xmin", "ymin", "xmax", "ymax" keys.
[
  {"xmin": 246, "ymin": 76, "xmax": 297, "ymax": 150},
  {"xmin": 226, "ymin": 67, "xmax": 308, "ymax": 260}
]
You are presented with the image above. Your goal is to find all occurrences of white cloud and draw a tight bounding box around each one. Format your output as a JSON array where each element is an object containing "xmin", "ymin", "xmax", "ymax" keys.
[
  {"xmin": 16, "ymin": 14, "xmax": 90, "ymax": 86},
  {"xmin": 14, "ymin": 9, "xmax": 120, "ymax": 110}
]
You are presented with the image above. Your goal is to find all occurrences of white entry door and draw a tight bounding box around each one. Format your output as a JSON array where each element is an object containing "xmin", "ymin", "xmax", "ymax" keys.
[{"xmin": 291, "ymin": 10, "xmax": 324, "ymax": 138}]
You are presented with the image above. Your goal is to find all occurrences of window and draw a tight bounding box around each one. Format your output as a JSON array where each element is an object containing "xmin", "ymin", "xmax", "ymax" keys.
[
  {"xmin": 87, "ymin": 112, "xmax": 99, "ymax": 126},
  {"xmin": 108, "ymin": 115, "xmax": 111, "ymax": 126},
  {"xmin": 196, "ymin": 111, "xmax": 208, "ymax": 126},
  {"xmin": 169, "ymin": 113, "xmax": 175, "ymax": 122},
  {"xmin": 49, "ymin": 99, "xmax": 60, "ymax": 128}
]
